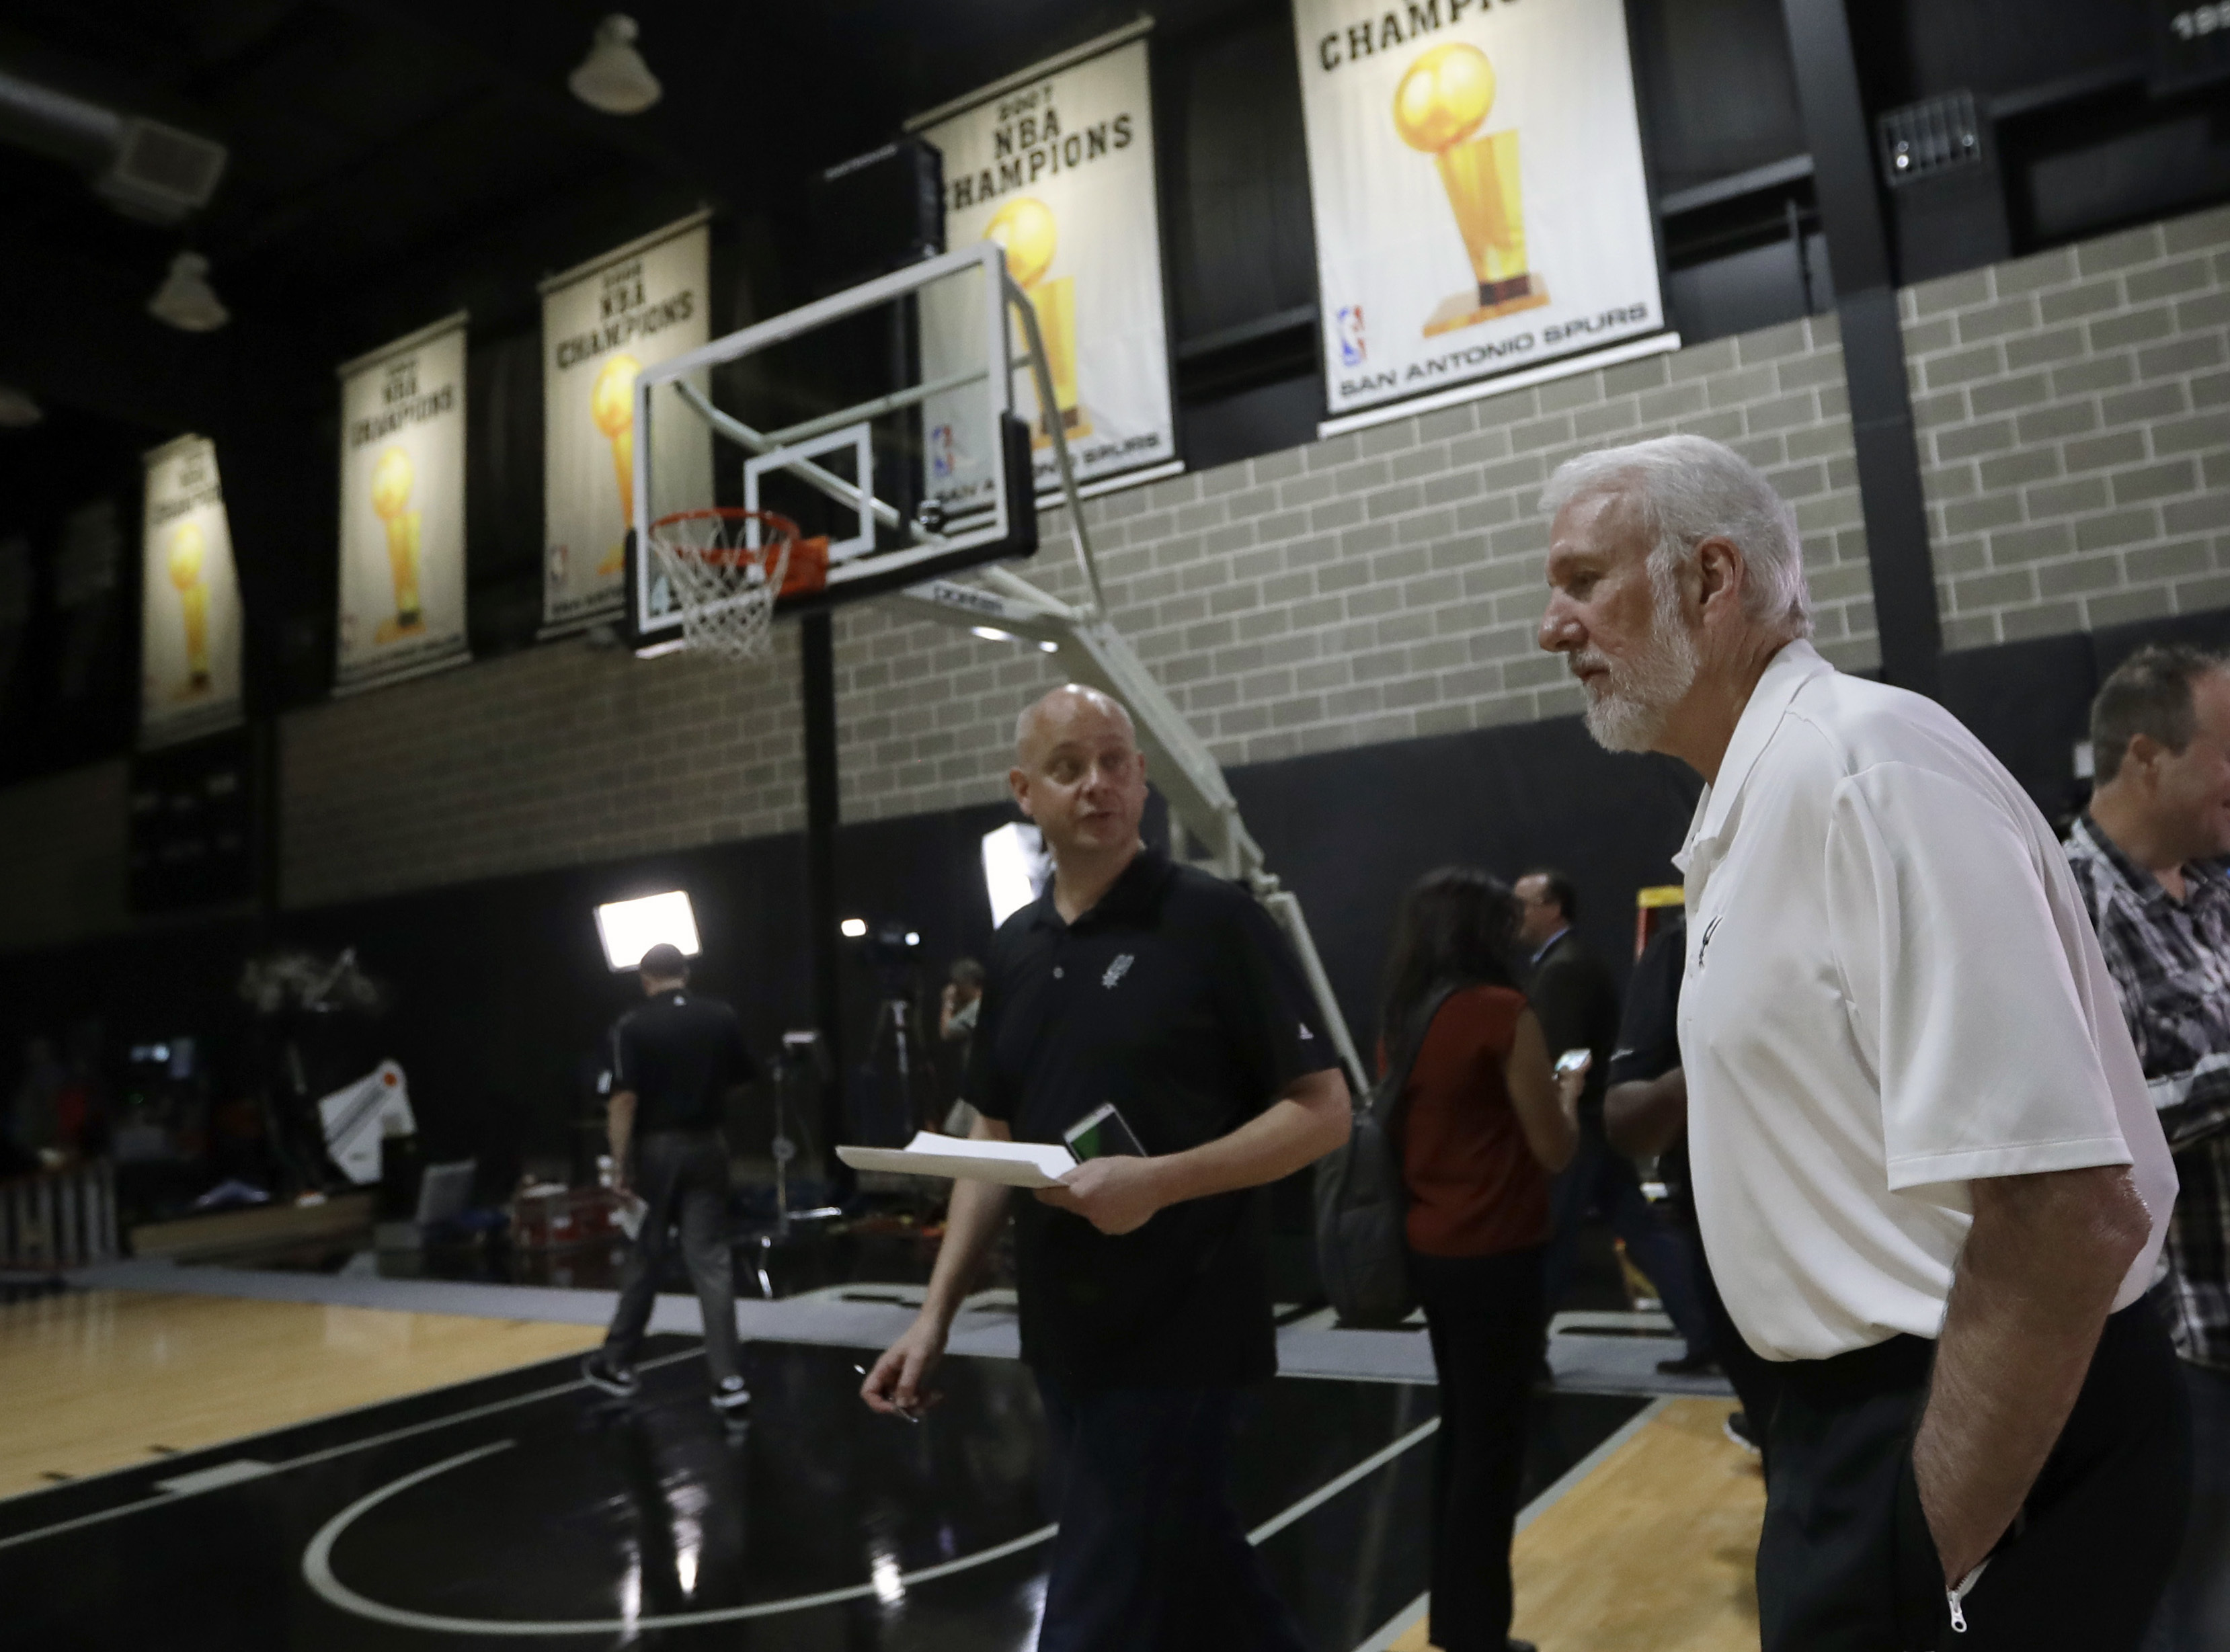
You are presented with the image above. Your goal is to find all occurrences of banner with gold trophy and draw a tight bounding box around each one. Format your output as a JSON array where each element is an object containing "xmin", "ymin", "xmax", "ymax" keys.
[
  {"xmin": 138, "ymin": 433, "xmax": 245, "ymax": 746},
  {"xmin": 539, "ymin": 211, "xmax": 714, "ymax": 634},
  {"xmin": 1294, "ymin": 0, "xmax": 1666, "ymax": 420},
  {"xmin": 912, "ymin": 25, "xmax": 1177, "ymax": 507},
  {"xmin": 334, "ymin": 313, "xmax": 470, "ymax": 693}
]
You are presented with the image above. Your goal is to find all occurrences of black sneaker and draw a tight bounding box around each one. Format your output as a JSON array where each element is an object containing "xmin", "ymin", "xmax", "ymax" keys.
[
  {"xmin": 711, "ymin": 1376, "xmax": 752, "ymax": 1419},
  {"xmin": 1657, "ymin": 1349, "xmax": 1722, "ymax": 1376},
  {"xmin": 581, "ymin": 1351, "xmax": 639, "ymax": 1399},
  {"xmin": 1723, "ymin": 1409, "xmax": 1761, "ymax": 1454}
]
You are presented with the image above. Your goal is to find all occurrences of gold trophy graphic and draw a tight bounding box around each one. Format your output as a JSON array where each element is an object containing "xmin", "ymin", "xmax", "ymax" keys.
[
  {"xmin": 591, "ymin": 353, "xmax": 641, "ymax": 577},
  {"xmin": 369, "ymin": 444, "xmax": 424, "ymax": 639},
  {"xmin": 984, "ymin": 198, "xmax": 1090, "ymax": 448},
  {"xmin": 1395, "ymin": 42, "xmax": 1550, "ymax": 337},
  {"xmin": 167, "ymin": 520, "xmax": 211, "ymax": 694}
]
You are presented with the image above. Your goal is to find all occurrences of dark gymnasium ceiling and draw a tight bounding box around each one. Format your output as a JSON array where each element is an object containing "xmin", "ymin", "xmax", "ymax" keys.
[{"xmin": 0, "ymin": 0, "xmax": 1269, "ymax": 518}]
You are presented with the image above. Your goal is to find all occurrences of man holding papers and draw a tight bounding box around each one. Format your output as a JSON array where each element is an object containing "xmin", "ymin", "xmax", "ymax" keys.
[{"xmin": 861, "ymin": 684, "xmax": 1352, "ymax": 1652}]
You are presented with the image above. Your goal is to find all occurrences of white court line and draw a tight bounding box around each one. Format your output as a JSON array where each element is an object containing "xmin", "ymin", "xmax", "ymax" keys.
[
  {"xmin": 0, "ymin": 1348, "xmax": 703, "ymax": 1554},
  {"xmin": 1246, "ymin": 1417, "xmax": 1438, "ymax": 1546},
  {"xmin": 155, "ymin": 1459, "xmax": 274, "ymax": 1495},
  {"xmin": 1347, "ymin": 1397, "xmax": 1670, "ymax": 1652},
  {"xmin": 303, "ymin": 1403, "xmax": 1451, "ymax": 1634},
  {"xmin": 303, "ymin": 1440, "xmax": 1063, "ymax": 1635}
]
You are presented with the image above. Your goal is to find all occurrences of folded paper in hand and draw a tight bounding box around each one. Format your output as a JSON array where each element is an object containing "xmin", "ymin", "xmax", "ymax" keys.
[{"xmin": 836, "ymin": 1130, "xmax": 1076, "ymax": 1188}]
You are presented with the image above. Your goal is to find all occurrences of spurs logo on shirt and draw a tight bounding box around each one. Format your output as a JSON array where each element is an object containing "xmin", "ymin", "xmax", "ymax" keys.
[{"xmin": 1102, "ymin": 953, "xmax": 1135, "ymax": 989}]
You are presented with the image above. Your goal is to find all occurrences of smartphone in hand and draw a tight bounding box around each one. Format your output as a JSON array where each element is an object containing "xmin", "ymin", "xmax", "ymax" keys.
[{"xmin": 1062, "ymin": 1102, "xmax": 1146, "ymax": 1161}]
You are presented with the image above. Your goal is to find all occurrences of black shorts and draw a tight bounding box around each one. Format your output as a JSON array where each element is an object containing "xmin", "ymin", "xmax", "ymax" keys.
[{"xmin": 1757, "ymin": 1297, "xmax": 2190, "ymax": 1652}]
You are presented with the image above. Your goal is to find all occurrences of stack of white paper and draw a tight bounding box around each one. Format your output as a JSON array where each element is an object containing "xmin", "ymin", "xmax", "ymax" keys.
[{"xmin": 836, "ymin": 1130, "xmax": 1076, "ymax": 1188}]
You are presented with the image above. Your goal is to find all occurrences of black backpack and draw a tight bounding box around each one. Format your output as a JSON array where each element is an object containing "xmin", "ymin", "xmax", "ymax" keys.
[{"xmin": 1314, "ymin": 984, "xmax": 1460, "ymax": 1329}]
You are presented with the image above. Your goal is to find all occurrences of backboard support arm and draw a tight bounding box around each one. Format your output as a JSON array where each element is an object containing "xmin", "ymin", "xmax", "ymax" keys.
[{"xmin": 656, "ymin": 253, "xmax": 1367, "ymax": 1091}]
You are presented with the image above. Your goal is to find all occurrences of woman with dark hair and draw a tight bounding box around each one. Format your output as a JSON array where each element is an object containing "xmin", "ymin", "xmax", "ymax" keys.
[{"xmin": 1379, "ymin": 866, "xmax": 1581, "ymax": 1652}]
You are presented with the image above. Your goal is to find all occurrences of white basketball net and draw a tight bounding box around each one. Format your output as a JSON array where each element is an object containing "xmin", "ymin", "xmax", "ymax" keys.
[{"xmin": 645, "ymin": 510, "xmax": 794, "ymax": 663}]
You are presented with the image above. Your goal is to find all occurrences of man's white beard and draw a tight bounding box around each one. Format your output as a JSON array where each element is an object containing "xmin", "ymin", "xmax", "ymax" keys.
[{"xmin": 1577, "ymin": 575, "xmax": 1700, "ymax": 752}]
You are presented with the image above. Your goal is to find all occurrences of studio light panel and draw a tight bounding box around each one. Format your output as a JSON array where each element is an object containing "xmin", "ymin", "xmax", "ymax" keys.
[{"xmin": 594, "ymin": 890, "xmax": 701, "ymax": 972}]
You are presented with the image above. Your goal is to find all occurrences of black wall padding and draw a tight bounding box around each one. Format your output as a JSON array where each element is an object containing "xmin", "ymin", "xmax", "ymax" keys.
[
  {"xmin": 1227, "ymin": 719, "xmax": 1700, "ymax": 1053},
  {"xmin": 9, "ymin": 608, "xmax": 2230, "ymax": 1184}
]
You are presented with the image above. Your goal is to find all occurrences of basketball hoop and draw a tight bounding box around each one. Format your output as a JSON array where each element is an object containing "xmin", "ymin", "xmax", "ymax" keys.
[{"xmin": 645, "ymin": 508, "xmax": 809, "ymax": 662}]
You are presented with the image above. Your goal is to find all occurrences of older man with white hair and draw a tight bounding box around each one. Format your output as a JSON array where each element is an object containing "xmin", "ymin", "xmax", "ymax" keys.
[{"xmin": 1536, "ymin": 434, "xmax": 2188, "ymax": 1650}]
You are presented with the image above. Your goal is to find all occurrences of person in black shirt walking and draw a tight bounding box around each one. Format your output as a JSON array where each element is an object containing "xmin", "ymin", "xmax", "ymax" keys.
[
  {"xmin": 860, "ymin": 684, "xmax": 1352, "ymax": 1652},
  {"xmin": 1602, "ymin": 912, "xmax": 1781, "ymax": 1454},
  {"xmin": 583, "ymin": 942, "xmax": 758, "ymax": 1419},
  {"xmin": 1519, "ymin": 869, "xmax": 1713, "ymax": 1372}
]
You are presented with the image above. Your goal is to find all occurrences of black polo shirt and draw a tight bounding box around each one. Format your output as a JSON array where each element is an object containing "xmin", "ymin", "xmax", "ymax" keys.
[
  {"xmin": 967, "ymin": 846, "xmax": 1335, "ymax": 1389},
  {"xmin": 610, "ymin": 990, "xmax": 758, "ymax": 1134},
  {"xmin": 1605, "ymin": 915, "xmax": 1688, "ymax": 1206}
]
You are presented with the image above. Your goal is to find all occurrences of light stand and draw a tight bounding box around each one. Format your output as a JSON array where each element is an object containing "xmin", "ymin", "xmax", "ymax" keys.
[{"xmin": 745, "ymin": 1030, "xmax": 837, "ymax": 1298}]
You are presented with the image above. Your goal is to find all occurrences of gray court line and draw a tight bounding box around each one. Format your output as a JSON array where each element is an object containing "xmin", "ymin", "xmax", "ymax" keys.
[
  {"xmin": 1346, "ymin": 1397, "xmax": 1672, "ymax": 1652},
  {"xmin": 0, "ymin": 1348, "xmax": 703, "ymax": 1554},
  {"xmin": 1511, "ymin": 1396, "xmax": 1669, "ymax": 1538},
  {"xmin": 301, "ymin": 1407, "xmax": 1449, "ymax": 1634},
  {"xmin": 1245, "ymin": 1416, "xmax": 1438, "ymax": 1546}
]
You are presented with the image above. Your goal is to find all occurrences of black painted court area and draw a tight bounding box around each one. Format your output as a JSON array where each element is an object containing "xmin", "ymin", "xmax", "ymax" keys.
[{"xmin": 1, "ymin": 1335, "xmax": 1642, "ymax": 1650}]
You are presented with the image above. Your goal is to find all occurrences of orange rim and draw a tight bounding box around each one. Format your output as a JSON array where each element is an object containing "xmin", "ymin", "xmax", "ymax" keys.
[{"xmin": 647, "ymin": 507, "xmax": 799, "ymax": 567}]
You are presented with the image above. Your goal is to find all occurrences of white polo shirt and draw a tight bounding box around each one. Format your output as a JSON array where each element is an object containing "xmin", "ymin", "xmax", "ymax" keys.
[{"xmin": 1677, "ymin": 641, "xmax": 2176, "ymax": 1362}]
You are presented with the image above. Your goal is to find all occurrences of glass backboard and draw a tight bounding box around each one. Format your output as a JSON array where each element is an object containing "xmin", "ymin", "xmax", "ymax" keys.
[{"xmin": 626, "ymin": 241, "xmax": 1040, "ymax": 645}]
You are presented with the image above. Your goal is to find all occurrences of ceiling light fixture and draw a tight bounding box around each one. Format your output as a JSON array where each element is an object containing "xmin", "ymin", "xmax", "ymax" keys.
[
  {"xmin": 0, "ymin": 386, "xmax": 42, "ymax": 428},
  {"xmin": 569, "ymin": 15, "xmax": 663, "ymax": 116},
  {"xmin": 147, "ymin": 251, "xmax": 228, "ymax": 332}
]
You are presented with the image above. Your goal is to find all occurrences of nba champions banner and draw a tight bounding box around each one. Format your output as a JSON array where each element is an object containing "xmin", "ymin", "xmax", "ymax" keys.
[
  {"xmin": 139, "ymin": 434, "xmax": 243, "ymax": 746},
  {"xmin": 539, "ymin": 212, "xmax": 713, "ymax": 633},
  {"xmin": 335, "ymin": 313, "xmax": 470, "ymax": 693},
  {"xmin": 914, "ymin": 27, "xmax": 1176, "ymax": 504},
  {"xmin": 1294, "ymin": 0, "xmax": 1665, "ymax": 419}
]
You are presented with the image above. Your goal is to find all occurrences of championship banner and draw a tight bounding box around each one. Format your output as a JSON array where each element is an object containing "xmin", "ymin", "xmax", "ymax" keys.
[
  {"xmin": 138, "ymin": 434, "xmax": 244, "ymax": 747},
  {"xmin": 539, "ymin": 212, "xmax": 714, "ymax": 633},
  {"xmin": 335, "ymin": 313, "xmax": 469, "ymax": 692},
  {"xmin": 912, "ymin": 25, "xmax": 1176, "ymax": 505},
  {"xmin": 1294, "ymin": 0, "xmax": 1666, "ymax": 420}
]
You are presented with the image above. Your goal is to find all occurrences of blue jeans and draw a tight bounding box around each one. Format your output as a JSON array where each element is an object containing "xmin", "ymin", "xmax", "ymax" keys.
[
  {"xmin": 1541, "ymin": 1118, "xmax": 1712, "ymax": 1360},
  {"xmin": 1034, "ymin": 1374, "xmax": 1307, "ymax": 1652},
  {"xmin": 2144, "ymin": 1358, "xmax": 2230, "ymax": 1652}
]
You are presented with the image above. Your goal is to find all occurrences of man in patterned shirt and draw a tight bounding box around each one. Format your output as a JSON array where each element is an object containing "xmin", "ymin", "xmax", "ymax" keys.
[{"xmin": 2068, "ymin": 643, "xmax": 2230, "ymax": 1651}]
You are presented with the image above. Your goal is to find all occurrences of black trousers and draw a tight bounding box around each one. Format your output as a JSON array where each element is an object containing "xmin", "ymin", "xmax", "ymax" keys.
[
  {"xmin": 1410, "ymin": 1245, "xmax": 1548, "ymax": 1652},
  {"xmin": 602, "ymin": 1128, "xmax": 740, "ymax": 1385},
  {"xmin": 1033, "ymin": 1374, "xmax": 1308, "ymax": 1652},
  {"xmin": 1759, "ymin": 1297, "xmax": 2191, "ymax": 1652}
]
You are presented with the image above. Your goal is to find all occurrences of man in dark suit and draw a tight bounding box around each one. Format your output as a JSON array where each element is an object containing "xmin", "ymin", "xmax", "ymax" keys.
[{"xmin": 1517, "ymin": 868, "xmax": 1714, "ymax": 1373}]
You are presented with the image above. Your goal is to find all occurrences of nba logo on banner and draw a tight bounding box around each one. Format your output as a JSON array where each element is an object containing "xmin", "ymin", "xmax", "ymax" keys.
[
  {"xmin": 929, "ymin": 421, "xmax": 957, "ymax": 481},
  {"xmin": 1336, "ymin": 305, "xmax": 1367, "ymax": 366}
]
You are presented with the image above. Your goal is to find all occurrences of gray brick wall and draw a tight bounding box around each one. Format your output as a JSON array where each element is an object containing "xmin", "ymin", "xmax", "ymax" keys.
[
  {"xmin": 17, "ymin": 210, "xmax": 2227, "ymax": 936},
  {"xmin": 0, "ymin": 761, "xmax": 128, "ymax": 954},
  {"xmin": 832, "ymin": 312, "xmax": 1872, "ymax": 826},
  {"xmin": 1905, "ymin": 204, "xmax": 2230, "ymax": 649},
  {"xmin": 269, "ymin": 307, "xmax": 1870, "ymax": 899},
  {"xmin": 281, "ymin": 632, "xmax": 804, "ymax": 908}
]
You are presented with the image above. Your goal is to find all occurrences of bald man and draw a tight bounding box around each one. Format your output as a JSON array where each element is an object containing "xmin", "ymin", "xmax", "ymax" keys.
[{"xmin": 862, "ymin": 685, "xmax": 1352, "ymax": 1652}]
